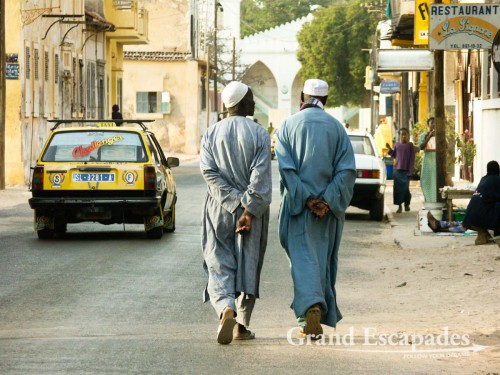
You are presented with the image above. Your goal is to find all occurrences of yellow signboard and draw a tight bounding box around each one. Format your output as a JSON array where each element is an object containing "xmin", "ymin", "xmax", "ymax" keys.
[{"xmin": 414, "ymin": 0, "xmax": 451, "ymax": 46}]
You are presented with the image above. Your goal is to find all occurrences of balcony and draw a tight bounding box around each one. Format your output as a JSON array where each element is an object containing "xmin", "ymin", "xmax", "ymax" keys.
[
  {"xmin": 389, "ymin": 0, "xmax": 415, "ymax": 43},
  {"xmin": 105, "ymin": 0, "xmax": 149, "ymax": 44}
]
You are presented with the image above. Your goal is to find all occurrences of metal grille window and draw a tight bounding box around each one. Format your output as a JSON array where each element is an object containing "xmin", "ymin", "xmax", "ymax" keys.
[
  {"xmin": 79, "ymin": 59, "xmax": 84, "ymax": 113},
  {"xmin": 72, "ymin": 57, "xmax": 77, "ymax": 110},
  {"xmin": 86, "ymin": 62, "xmax": 96, "ymax": 118},
  {"xmin": 34, "ymin": 48, "xmax": 39, "ymax": 80},
  {"xmin": 25, "ymin": 46, "xmax": 31, "ymax": 79},
  {"xmin": 54, "ymin": 54, "xmax": 59, "ymax": 84},
  {"xmin": 44, "ymin": 51, "xmax": 49, "ymax": 81}
]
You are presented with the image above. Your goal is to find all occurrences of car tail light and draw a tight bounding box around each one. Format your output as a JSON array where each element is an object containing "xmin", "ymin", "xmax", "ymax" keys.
[
  {"xmin": 144, "ymin": 166, "xmax": 157, "ymax": 190},
  {"xmin": 356, "ymin": 169, "xmax": 380, "ymax": 179},
  {"xmin": 32, "ymin": 166, "xmax": 44, "ymax": 190}
]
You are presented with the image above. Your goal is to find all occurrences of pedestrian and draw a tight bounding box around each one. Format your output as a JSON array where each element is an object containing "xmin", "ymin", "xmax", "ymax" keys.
[
  {"xmin": 419, "ymin": 117, "xmax": 437, "ymax": 204},
  {"xmin": 374, "ymin": 117, "xmax": 392, "ymax": 156},
  {"xmin": 200, "ymin": 81, "xmax": 272, "ymax": 345},
  {"xmin": 275, "ymin": 78, "xmax": 356, "ymax": 338},
  {"xmin": 386, "ymin": 128, "xmax": 415, "ymax": 213},
  {"xmin": 427, "ymin": 160, "xmax": 500, "ymax": 245},
  {"xmin": 111, "ymin": 104, "xmax": 123, "ymax": 120}
]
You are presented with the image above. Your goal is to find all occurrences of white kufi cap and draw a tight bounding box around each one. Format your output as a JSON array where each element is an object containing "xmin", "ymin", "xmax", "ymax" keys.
[
  {"xmin": 303, "ymin": 79, "xmax": 329, "ymax": 96},
  {"xmin": 221, "ymin": 81, "xmax": 249, "ymax": 108}
]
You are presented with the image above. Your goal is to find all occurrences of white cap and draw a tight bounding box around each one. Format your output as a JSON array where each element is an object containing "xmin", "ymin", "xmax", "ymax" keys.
[
  {"xmin": 221, "ymin": 81, "xmax": 249, "ymax": 108},
  {"xmin": 303, "ymin": 79, "xmax": 329, "ymax": 96}
]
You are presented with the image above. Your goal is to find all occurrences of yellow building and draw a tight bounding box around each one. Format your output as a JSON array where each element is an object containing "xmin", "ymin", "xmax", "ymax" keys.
[
  {"xmin": 13, "ymin": 0, "xmax": 148, "ymax": 185},
  {"xmin": 5, "ymin": 1, "xmax": 23, "ymax": 185},
  {"xmin": 104, "ymin": 0, "xmax": 149, "ymax": 114},
  {"xmin": 122, "ymin": 0, "xmax": 205, "ymax": 154}
]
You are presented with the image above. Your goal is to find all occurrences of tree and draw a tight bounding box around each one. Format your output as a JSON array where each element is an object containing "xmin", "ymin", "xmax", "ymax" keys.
[
  {"xmin": 297, "ymin": 0, "xmax": 380, "ymax": 107},
  {"xmin": 240, "ymin": 0, "xmax": 335, "ymax": 38}
]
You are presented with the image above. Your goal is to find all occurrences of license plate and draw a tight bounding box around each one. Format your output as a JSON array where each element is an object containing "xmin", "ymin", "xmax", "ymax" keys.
[{"xmin": 72, "ymin": 173, "xmax": 116, "ymax": 182}]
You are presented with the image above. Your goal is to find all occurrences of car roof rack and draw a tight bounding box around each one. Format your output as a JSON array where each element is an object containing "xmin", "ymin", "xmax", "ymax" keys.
[{"xmin": 48, "ymin": 119, "xmax": 155, "ymax": 131}]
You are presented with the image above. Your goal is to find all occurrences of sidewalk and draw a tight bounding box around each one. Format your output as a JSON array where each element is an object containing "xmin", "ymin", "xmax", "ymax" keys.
[{"xmin": 385, "ymin": 179, "xmax": 500, "ymax": 249}]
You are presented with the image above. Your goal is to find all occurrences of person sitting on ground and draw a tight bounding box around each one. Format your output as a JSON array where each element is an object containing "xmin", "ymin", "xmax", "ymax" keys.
[{"xmin": 427, "ymin": 160, "xmax": 500, "ymax": 245}]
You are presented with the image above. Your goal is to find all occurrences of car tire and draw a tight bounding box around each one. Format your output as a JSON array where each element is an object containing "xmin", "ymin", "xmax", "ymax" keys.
[
  {"xmin": 37, "ymin": 228, "xmax": 55, "ymax": 239},
  {"xmin": 370, "ymin": 196, "xmax": 385, "ymax": 221},
  {"xmin": 146, "ymin": 226, "xmax": 163, "ymax": 239},
  {"xmin": 54, "ymin": 220, "xmax": 67, "ymax": 234},
  {"xmin": 163, "ymin": 203, "xmax": 176, "ymax": 233}
]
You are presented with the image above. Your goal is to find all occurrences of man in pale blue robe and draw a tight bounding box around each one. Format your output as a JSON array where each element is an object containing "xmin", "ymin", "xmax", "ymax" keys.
[
  {"xmin": 200, "ymin": 81, "xmax": 272, "ymax": 344},
  {"xmin": 275, "ymin": 79, "xmax": 356, "ymax": 337}
]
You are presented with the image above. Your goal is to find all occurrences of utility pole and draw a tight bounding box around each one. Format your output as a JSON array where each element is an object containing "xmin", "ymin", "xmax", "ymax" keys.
[
  {"xmin": 232, "ymin": 37, "xmax": 235, "ymax": 81},
  {"xmin": 433, "ymin": 0, "xmax": 446, "ymax": 203},
  {"xmin": 0, "ymin": 0, "xmax": 6, "ymax": 189},
  {"xmin": 213, "ymin": 1, "xmax": 218, "ymax": 119}
]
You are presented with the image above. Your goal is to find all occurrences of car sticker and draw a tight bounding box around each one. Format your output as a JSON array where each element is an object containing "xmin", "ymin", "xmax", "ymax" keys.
[
  {"xmin": 123, "ymin": 171, "xmax": 138, "ymax": 185},
  {"xmin": 35, "ymin": 215, "xmax": 54, "ymax": 230},
  {"xmin": 145, "ymin": 214, "xmax": 163, "ymax": 231},
  {"xmin": 49, "ymin": 172, "xmax": 66, "ymax": 188},
  {"xmin": 72, "ymin": 135, "xmax": 125, "ymax": 158}
]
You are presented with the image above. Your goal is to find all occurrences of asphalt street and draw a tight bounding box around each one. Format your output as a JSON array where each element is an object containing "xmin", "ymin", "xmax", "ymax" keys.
[{"xmin": 0, "ymin": 160, "xmax": 498, "ymax": 374}]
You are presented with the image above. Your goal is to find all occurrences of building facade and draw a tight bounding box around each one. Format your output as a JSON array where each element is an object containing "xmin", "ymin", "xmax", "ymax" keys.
[{"xmin": 10, "ymin": 0, "xmax": 148, "ymax": 184}]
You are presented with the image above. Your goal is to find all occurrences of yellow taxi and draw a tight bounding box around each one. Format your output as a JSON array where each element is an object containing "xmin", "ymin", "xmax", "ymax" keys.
[{"xmin": 28, "ymin": 120, "xmax": 179, "ymax": 239}]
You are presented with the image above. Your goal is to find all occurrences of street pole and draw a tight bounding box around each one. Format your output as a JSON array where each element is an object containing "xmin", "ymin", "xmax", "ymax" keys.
[
  {"xmin": 0, "ymin": 0, "xmax": 6, "ymax": 189},
  {"xmin": 232, "ymin": 37, "xmax": 235, "ymax": 81},
  {"xmin": 213, "ymin": 1, "xmax": 218, "ymax": 119},
  {"xmin": 206, "ymin": 46, "xmax": 210, "ymax": 129},
  {"xmin": 433, "ymin": 0, "xmax": 446, "ymax": 203}
]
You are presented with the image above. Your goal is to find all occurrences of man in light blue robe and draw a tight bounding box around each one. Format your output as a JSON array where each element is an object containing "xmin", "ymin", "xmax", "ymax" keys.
[
  {"xmin": 275, "ymin": 79, "xmax": 356, "ymax": 337},
  {"xmin": 200, "ymin": 81, "xmax": 272, "ymax": 344}
]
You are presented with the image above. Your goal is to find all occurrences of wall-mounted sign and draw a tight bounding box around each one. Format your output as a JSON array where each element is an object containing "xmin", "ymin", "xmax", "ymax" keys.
[
  {"xmin": 377, "ymin": 49, "xmax": 434, "ymax": 72},
  {"xmin": 429, "ymin": 4, "xmax": 500, "ymax": 50},
  {"xmin": 6, "ymin": 63, "xmax": 19, "ymax": 80},
  {"xmin": 414, "ymin": 0, "xmax": 451, "ymax": 46},
  {"xmin": 493, "ymin": 30, "xmax": 500, "ymax": 74},
  {"xmin": 380, "ymin": 80, "xmax": 401, "ymax": 94}
]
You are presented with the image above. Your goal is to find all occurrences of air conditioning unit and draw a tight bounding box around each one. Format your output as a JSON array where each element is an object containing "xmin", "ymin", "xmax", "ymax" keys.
[{"xmin": 62, "ymin": 69, "xmax": 73, "ymax": 78}]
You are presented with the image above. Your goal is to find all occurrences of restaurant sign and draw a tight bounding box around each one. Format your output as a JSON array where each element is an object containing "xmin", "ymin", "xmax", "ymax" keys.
[{"xmin": 429, "ymin": 4, "xmax": 500, "ymax": 50}]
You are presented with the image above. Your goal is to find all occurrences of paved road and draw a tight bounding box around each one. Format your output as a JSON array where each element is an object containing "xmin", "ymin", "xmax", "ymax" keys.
[{"xmin": 0, "ymin": 161, "xmax": 496, "ymax": 374}]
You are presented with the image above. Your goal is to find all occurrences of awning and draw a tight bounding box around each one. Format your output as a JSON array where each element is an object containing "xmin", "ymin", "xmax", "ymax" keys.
[{"xmin": 377, "ymin": 49, "xmax": 434, "ymax": 72}]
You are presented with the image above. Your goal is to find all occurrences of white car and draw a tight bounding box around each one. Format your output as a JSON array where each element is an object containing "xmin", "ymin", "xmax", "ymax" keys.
[{"xmin": 348, "ymin": 131, "xmax": 387, "ymax": 220}]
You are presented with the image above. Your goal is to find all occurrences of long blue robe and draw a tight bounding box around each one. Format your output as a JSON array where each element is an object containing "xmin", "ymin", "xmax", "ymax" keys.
[
  {"xmin": 275, "ymin": 107, "xmax": 356, "ymax": 328},
  {"xmin": 200, "ymin": 116, "xmax": 272, "ymax": 318}
]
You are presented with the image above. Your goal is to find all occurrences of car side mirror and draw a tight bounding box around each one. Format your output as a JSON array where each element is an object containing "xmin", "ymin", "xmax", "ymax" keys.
[{"xmin": 167, "ymin": 157, "xmax": 179, "ymax": 168}]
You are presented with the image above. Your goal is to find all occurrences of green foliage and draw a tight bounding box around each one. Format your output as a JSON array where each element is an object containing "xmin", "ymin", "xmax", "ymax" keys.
[
  {"xmin": 296, "ymin": 1, "xmax": 380, "ymax": 106},
  {"xmin": 240, "ymin": 0, "xmax": 336, "ymax": 38},
  {"xmin": 456, "ymin": 129, "xmax": 476, "ymax": 165}
]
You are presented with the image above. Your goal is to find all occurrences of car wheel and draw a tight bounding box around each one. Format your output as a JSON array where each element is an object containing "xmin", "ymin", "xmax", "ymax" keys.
[
  {"xmin": 146, "ymin": 226, "xmax": 163, "ymax": 239},
  {"xmin": 54, "ymin": 220, "xmax": 67, "ymax": 234},
  {"xmin": 37, "ymin": 228, "xmax": 55, "ymax": 239},
  {"xmin": 370, "ymin": 196, "xmax": 385, "ymax": 221},
  {"xmin": 163, "ymin": 203, "xmax": 176, "ymax": 233}
]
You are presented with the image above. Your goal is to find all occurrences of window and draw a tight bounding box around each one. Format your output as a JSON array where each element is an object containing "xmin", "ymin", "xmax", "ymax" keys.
[
  {"xmin": 136, "ymin": 91, "xmax": 171, "ymax": 114},
  {"xmin": 54, "ymin": 54, "xmax": 59, "ymax": 84},
  {"xmin": 25, "ymin": 46, "xmax": 31, "ymax": 79},
  {"xmin": 72, "ymin": 57, "xmax": 77, "ymax": 112},
  {"xmin": 79, "ymin": 59, "xmax": 84, "ymax": 114},
  {"xmin": 34, "ymin": 48, "xmax": 39, "ymax": 80},
  {"xmin": 44, "ymin": 51, "xmax": 49, "ymax": 81},
  {"xmin": 136, "ymin": 92, "xmax": 161, "ymax": 113},
  {"xmin": 86, "ymin": 62, "xmax": 96, "ymax": 118}
]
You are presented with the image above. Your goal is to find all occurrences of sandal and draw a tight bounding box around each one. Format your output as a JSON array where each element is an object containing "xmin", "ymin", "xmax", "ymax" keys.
[
  {"xmin": 217, "ymin": 308, "xmax": 236, "ymax": 345},
  {"xmin": 234, "ymin": 330, "xmax": 255, "ymax": 340},
  {"xmin": 303, "ymin": 304, "xmax": 323, "ymax": 338}
]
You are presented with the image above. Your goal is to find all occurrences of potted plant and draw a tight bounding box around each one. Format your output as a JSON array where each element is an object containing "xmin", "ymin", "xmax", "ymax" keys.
[{"xmin": 456, "ymin": 129, "xmax": 477, "ymax": 181}]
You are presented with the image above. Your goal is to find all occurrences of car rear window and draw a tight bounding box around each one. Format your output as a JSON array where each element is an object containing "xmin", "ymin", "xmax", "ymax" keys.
[
  {"xmin": 349, "ymin": 136, "xmax": 375, "ymax": 156},
  {"xmin": 41, "ymin": 131, "xmax": 148, "ymax": 162}
]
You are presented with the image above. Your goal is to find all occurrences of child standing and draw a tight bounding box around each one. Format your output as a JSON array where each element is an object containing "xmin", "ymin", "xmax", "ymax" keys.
[{"xmin": 386, "ymin": 128, "xmax": 416, "ymax": 213}]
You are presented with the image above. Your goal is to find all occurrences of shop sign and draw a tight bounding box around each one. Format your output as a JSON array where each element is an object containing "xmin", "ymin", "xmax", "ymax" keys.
[
  {"xmin": 429, "ymin": 4, "xmax": 500, "ymax": 50},
  {"xmin": 380, "ymin": 80, "xmax": 400, "ymax": 94}
]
